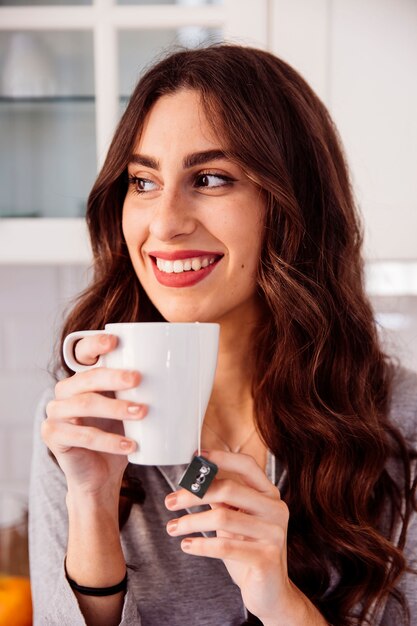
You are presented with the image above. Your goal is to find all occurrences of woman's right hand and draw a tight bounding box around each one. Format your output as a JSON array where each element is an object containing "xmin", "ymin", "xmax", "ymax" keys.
[{"xmin": 42, "ymin": 333, "xmax": 147, "ymax": 497}]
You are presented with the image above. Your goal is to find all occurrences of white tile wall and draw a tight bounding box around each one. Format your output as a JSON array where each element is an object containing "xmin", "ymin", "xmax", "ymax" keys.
[
  {"xmin": 0, "ymin": 265, "xmax": 89, "ymax": 494},
  {"xmin": 0, "ymin": 320, "xmax": 4, "ymax": 370},
  {"xmin": 371, "ymin": 296, "xmax": 417, "ymax": 372},
  {"xmin": 0, "ymin": 266, "xmax": 416, "ymax": 495}
]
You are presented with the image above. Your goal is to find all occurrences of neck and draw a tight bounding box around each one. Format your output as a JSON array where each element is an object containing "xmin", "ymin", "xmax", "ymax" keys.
[{"xmin": 203, "ymin": 300, "xmax": 261, "ymax": 446}]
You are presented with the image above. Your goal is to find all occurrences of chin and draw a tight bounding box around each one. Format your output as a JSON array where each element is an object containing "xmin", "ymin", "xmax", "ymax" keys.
[
  {"xmin": 158, "ymin": 311, "xmax": 210, "ymax": 324},
  {"xmin": 151, "ymin": 302, "xmax": 215, "ymax": 324}
]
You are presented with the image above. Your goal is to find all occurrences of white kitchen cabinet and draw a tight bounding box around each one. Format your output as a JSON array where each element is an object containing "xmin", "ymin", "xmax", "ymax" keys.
[
  {"xmin": 270, "ymin": 0, "xmax": 417, "ymax": 263},
  {"xmin": 0, "ymin": 0, "xmax": 268, "ymax": 263},
  {"xmin": 269, "ymin": 0, "xmax": 417, "ymax": 294},
  {"xmin": 1, "ymin": 0, "xmax": 416, "ymax": 297},
  {"xmin": 0, "ymin": 30, "xmax": 96, "ymax": 219},
  {"xmin": 329, "ymin": 0, "xmax": 417, "ymax": 262}
]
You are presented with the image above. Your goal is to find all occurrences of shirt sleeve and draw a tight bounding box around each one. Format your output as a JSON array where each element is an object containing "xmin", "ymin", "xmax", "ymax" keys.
[
  {"xmin": 29, "ymin": 389, "xmax": 142, "ymax": 625},
  {"xmin": 379, "ymin": 507, "xmax": 417, "ymax": 625},
  {"xmin": 379, "ymin": 367, "xmax": 417, "ymax": 625}
]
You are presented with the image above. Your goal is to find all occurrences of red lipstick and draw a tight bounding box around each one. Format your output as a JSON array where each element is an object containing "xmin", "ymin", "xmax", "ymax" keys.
[
  {"xmin": 148, "ymin": 250, "xmax": 222, "ymax": 261},
  {"xmin": 147, "ymin": 250, "xmax": 223, "ymax": 288}
]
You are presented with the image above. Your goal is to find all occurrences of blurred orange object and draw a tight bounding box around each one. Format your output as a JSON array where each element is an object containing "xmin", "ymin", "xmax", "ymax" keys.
[{"xmin": 0, "ymin": 576, "xmax": 32, "ymax": 626}]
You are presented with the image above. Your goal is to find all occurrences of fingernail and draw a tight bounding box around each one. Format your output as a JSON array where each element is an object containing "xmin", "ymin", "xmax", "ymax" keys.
[
  {"xmin": 127, "ymin": 404, "xmax": 143, "ymax": 415},
  {"xmin": 122, "ymin": 371, "xmax": 138, "ymax": 384},
  {"xmin": 166, "ymin": 519, "xmax": 178, "ymax": 534},
  {"xmin": 100, "ymin": 335, "xmax": 110, "ymax": 345},
  {"xmin": 193, "ymin": 449, "xmax": 209, "ymax": 458},
  {"xmin": 165, "ymin": 493, "xmax": 177, "ymax": 508},
  {"xmin": 120, "ymin": 439, "xmax": 135, "ymax": 450},
  {"xmin": 181, "ymin": 539, "xmax": 192, "ymax": 551}
]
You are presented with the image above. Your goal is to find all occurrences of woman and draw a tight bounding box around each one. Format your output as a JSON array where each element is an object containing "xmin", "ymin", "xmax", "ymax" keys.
[{"xmin": 29, "ymin": 45, "xmax": 417, "ymax": 626}]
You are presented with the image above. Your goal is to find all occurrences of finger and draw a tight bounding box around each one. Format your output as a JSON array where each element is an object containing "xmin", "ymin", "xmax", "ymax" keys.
[
  {"xmin": 55, "ymin": 368, "xmax": 141, "ymax": 400},
  {"xmin": 166, "ymin": 479, "xmax": 287, "ymax": 521},
  {"xmin": 74, "ymin": 333, "xmax": 118, "ymax": 366},
  {"xmin": 41, "ymin": 419, "xmax": 137, "ymax": 456},
  {"xmin": 202, "ymin": 449, "xmax": 278, "ymax": 496},
  {"xmin": 46, "ymin": 393, "xmax": 147, "ymax": 422},
  {"xmin": 179, "ymin": 536, "xmax": 284, "ymax": 565},
  {"xmin": 166, "ymin": 508, "xmax": 282, "ymax": 544}
]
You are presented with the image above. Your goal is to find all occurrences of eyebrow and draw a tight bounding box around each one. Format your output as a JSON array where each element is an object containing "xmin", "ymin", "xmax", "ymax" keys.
[{"xmin": 129, "ymin": 149, "xmax": 228, "ymax": 170}]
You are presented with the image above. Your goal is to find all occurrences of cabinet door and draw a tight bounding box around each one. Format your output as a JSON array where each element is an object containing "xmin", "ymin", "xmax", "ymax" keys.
[
  {"xmin": 329, "ymin": 0, "xmax": 417, "ymax": 261},
  {"xmin": 116, "ymin": 0, "xmax": 221, "ymax": 5},
  {"xmin": 270, "ymin": 0, "xmax": 417, "ymax": 262},
  {"xmin": 1, "ymin": 0, "xmax": 90, "ymax": 5},
  {"xmin": 0, "ymin": 0, "xmax": 268, "ymax": 262},
  {"xmin": 118, "ymin": 26, "xmax": 223, "ymax": 104},
  {"xmin": 0, "ymin": 30, "xmax": 96, "ymax": 218}
]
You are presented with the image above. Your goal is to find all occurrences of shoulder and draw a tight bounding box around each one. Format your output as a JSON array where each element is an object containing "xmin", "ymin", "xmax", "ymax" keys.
[{"xmin": 387, "ymin": 364, "xmax": 417, "ymax": 447}]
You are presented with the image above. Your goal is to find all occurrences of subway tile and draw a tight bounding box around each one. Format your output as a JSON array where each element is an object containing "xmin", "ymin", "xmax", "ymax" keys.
[
  {"xmin": 372, "ymin": 295, "xmax": 417, "ymax": 371},
  {"xmin": 0, "ymin": 266, "xmax": 59, "ymax": 315},
  {"xmin": 0, "ymin": 481, "xmax": 29, "ymax": 498},
  {"xmin": 8, "ymin": 426, "xmax": 35, "ymax": 486},
  {"xmin": 57, "ymin": 265, "xmax": 90, "ymax": 303},
  {"xmin": 0, "ymin": 427, "xmax": 9, "ymax": 484},
  {"xmin": 0, "ymin": 323, "xmax": 4, "ymax": 369},
  {"xmin": 0, "ymin": 425, "xmax": 34, "ymax": 491},
  {"xmin": 0, "ymin": 265, "xmax": 91, "ymax": 493},
  {"xmin": 54, "ymin": 266, "xmax": 91, "ymax": 340},
  {"xmin": 2, "ymin": 312, "xmax": 59, "ymax": 372},
  {"xmin": 0, "ymin": 370, "xmax": 53, "ymax": 427}
]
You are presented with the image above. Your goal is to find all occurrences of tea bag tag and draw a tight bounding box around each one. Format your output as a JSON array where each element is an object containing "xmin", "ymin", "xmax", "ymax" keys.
[{"xmin": 178, "ymin": 456, "xmax": 218, "ymax": 499}]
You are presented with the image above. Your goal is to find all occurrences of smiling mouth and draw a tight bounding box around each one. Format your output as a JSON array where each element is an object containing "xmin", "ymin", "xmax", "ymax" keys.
[{"xmin": 150, "ymin": 254, "xmax": 223, "ymax": 274}]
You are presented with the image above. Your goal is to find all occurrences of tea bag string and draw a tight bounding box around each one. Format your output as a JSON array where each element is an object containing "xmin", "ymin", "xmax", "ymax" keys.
[
  {"xmin": 196, "ymin": 322, "xmax": 256, "ymax": 457},
  {"xmin": 202, "ymin": 422, "xmax": 256, "ymax": 454},
  {"xmin": 202, "ymin": 422, "xmax": 276, "ymax": 485},
  {"xmin": 197, "ymin": 322, "xmax": 202, "ymax": 457}
]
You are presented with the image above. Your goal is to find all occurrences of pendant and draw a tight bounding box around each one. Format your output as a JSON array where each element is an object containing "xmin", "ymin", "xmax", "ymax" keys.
[{"xmin": 178, "ymin": 455, "xmax": 218, "ymax": 499}]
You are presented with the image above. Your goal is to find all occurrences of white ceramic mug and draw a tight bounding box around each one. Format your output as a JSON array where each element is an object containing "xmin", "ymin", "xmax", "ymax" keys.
[{"xmin": 63, "ymin": 322, "xmax": 219, "ymax": 465}]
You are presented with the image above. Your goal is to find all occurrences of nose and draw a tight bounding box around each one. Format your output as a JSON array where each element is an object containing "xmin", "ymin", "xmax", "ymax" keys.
[{"xmin": 149, "ymin": 187, "xmax": 197, "ymax": 242}]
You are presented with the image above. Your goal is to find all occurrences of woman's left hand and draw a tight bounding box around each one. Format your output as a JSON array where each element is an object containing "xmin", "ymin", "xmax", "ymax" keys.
[{"xmin": 164, "ymin": 450, "xmax": 325, "ymax": 626}]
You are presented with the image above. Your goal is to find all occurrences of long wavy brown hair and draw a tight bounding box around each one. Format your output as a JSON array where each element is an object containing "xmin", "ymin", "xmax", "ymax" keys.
[{"xmin": 57, "ymin": 45, "xmax": 416, "ymax": 625}]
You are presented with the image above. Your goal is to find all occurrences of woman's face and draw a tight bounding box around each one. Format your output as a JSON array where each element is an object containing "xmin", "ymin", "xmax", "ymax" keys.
[{"xmin": 122, "ymin": 89, "xmax": 265, "ymax": 324}]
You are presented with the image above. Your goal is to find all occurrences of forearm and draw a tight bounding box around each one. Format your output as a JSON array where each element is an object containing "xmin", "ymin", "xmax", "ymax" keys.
[{"xmin": 65, "ymin": 487, "xmax": 126, "ymax": 626}]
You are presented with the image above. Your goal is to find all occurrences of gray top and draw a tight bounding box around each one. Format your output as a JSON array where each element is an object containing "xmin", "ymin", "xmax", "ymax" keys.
[{"xmin": 29, "ymin": 366, "xmax": 417, "ymax": 625}]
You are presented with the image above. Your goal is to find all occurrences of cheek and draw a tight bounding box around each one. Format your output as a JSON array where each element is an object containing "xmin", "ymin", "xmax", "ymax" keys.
[
  {"xmin": 122, "ymin": 205, "xmax": 144, "ymax": 251},
  {"xmin": 232, "ymin": 216, "xmax": 264, "ymax": 268},
  {"xmin": 121, "ymin": 204, "xmax": 131, "ymax": 245}
]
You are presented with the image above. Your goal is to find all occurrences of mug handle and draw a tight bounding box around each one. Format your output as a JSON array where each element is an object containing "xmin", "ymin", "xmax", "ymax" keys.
[{"xmin": 62, "ymin": 330, "xmax": 106, "ymax": 373}]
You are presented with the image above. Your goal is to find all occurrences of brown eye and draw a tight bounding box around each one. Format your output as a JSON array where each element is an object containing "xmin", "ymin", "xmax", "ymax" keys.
[
  {"xmin": 128, "ymin": 176, "xmax": 158, "ymax": 194},
  {"xmin": 195, "ymin": 173, "xmax": 234, "ymax": 189}
]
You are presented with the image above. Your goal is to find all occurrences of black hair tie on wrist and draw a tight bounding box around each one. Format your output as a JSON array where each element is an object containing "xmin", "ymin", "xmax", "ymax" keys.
[{"xmin": 65, "ymin": 563, "xmax": 127, "ymax": 597}]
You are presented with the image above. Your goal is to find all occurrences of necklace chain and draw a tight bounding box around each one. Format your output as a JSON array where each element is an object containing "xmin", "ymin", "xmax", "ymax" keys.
[{"xmin": 203, "ymin": 422, "xmax": 256, "ymax": 454}]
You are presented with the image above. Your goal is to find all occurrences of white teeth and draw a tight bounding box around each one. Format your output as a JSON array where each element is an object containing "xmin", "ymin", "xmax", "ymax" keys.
[{"xmin": 155, "ymin": 255, "xmax": 218, "ymax": 274}]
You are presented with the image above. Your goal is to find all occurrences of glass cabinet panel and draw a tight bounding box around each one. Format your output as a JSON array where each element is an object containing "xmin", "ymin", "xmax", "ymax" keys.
[
  {"xmin": 118, "ymin": 27, "xmax": 223, "ymax": 104},
  {"xmin": 0, "ymin": 31, "xmax": 96, "ymax": 217},
  {"xmin": 0, "ymin": 0, "xmax": 91, "ymax": 5},
  {"xmin": 117, "ymin": 1, "xmax": 222, "ymax": 5}
]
